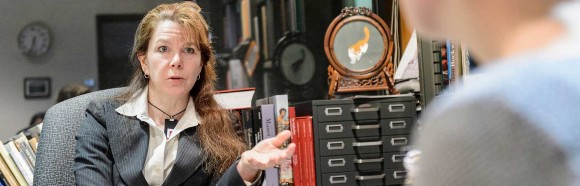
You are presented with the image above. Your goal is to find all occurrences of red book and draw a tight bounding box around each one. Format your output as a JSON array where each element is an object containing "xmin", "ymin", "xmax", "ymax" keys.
[
  {"xmin": 297, "ymin": 116, "xmax": 315, "ymax": 186},
  {"xmin": 289, "ymin": 107, "xmax": 301, "ymax": 186}
]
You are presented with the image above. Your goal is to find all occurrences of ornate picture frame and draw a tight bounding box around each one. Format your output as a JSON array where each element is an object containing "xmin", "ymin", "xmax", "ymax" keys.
[{"xmin": 324, "ymin": 7, "xmax": 398, "ymax": 98}]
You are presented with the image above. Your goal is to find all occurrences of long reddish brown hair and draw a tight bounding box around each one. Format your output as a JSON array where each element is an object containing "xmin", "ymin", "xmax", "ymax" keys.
[{"xmin": 118, "ymin": 2, "xmax": 246, "ymax": 175}]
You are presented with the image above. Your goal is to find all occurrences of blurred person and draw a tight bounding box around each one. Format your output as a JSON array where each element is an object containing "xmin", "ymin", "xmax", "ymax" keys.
[
  {"xmin": 56, "ymin": 83, "xmax": 91, "ymax": 103},
  {"xmin": 401, "ymin": 0, "xmax": 580, "ymax": 185},
  {"xmin": 74, "ymin": 2, "xmax": 294, "ymax": 185},
  {"xmin": 29, "ymin": 112, "xmax": 45, "ymax": 127}
]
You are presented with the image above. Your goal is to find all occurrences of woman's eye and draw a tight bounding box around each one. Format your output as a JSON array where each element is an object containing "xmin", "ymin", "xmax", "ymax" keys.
[
  {"xmin": 158, "ymin": 46, "xmax": 168, "ymax": 52},
  {"xmin": 185, "ymin": 47, "xmax": 195, "ymax": 54}
]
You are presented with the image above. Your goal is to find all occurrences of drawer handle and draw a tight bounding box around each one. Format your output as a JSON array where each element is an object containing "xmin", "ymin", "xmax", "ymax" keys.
[
  {"xmin": 389, "ymin": 120, "xmax": 407, "ymax": 129},
  {"xmin": 351, "ymin": 106, "xmax": 379, "ymax": 113},
  {"xmin": 390, "ymin": 137, "xmax": 408, "ymax": 146},
  {"xmin": 327, "ymin": 141, "xmax": 345, "ymax": 150},
  {"xmin": 325, "ymin": 107, "xmax": 343, "ymax": 116},
  {"xmin": 393, "ymin": 171, "xmax": 407, "ymax": 179},
  {"xmin": 355, "ymin": 174, "xmax": 385, "ymax": 181},
  {"xmin": 352, "ymin": 124, "xmax": 380, "ymax": 130},
  {"xmin": 326, "ymin": 124, "xmax": 344, "ymax": 133},
  {"xmin": 388, "ymin": 104, "xmax": 406, "ymax": 112},
  {"xmin": 391, "ymin": 154, "xmax": 405, "ymax": 163},
  {"xmin": 328, "ymin": 158, "xmax": 346, "ymax": 167},
  {"xmin": 352, "ymin": 140, "xmax": 382, "ymax": 147},
  {"xmin": 329, "ymin": 175, "xmax": 348, "ymax": 184},
  {"xmin": 354, "ymin": 158, "xmax": 384, "ymax": 164}
]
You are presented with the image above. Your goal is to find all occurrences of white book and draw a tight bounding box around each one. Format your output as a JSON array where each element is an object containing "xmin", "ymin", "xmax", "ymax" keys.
[
  {"xmin": 12, "ymin": 133, "xmax": 36, "ymax": 169},
  {"xmin": 5, "ymin": 141, "xmax": 33, "ymax": 185},
  {"xmin": 214, "ymin": 88, "xmax": 255, "ymax": 110}
]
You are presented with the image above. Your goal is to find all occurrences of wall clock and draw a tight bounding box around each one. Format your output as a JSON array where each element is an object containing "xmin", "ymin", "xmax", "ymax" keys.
[
  {"xmin": 324, "ymin": 7, "xmax": 398, "ymax": 98},
  {"xmin": 18, "ymin": 22, "xmax": 52, "ymax": 58}
]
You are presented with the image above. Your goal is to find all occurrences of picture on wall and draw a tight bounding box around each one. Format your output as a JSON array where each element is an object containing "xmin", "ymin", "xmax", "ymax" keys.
[{"xmin": 24, "ymin": 77, "xmax": 51, "ymax": 99}]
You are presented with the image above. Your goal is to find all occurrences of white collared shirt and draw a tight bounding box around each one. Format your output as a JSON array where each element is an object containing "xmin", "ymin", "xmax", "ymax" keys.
[{"xmin": 116, "ymin": 87, "xmax": 200, "ymax": 186}]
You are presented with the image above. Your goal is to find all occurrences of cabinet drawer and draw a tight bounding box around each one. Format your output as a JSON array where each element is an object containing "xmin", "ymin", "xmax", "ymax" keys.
[
  {"xmin": 380, "ymin": 101, "xmax": 415, "ymax": 119},
  {"xmin": 319, "ymin": 135, "xmax": 410, "ymax": 156},
  {"xmin": 318, "ymin": 118, "xmax": 414, "ymax": 139},
  {"xmin": 320, "ymin": 137, "xmax": 383, "ymax": 156},
  {"xmin": 322, "ymin": 169, "xmax": 406, "ymax": 186},
  {"xmin": 384, "ymin": 168, "xmax": 408, "ymax": 185},
  {"xmin": 384, "ymin": 135, "xmax": 410, "ymax": 152},
  {"xmin": 321, "ymin": 153, "xmax": 383, "ymax": 173},
  {"xmin": 316, "ymin": 101, "xmax": 414, "ymax": 122},
  {"xmin": 320, "ymin": 152, "xmax": 407, "ymax": 173}
]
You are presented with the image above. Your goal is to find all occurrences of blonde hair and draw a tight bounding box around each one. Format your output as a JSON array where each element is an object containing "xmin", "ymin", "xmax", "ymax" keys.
[{"xmin": 120, "ymin": 1, "xmax": 246, "ymax": 175}]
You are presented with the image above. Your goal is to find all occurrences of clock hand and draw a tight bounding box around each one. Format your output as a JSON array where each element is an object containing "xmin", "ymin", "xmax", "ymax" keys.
[
  {"xmin": 291, "ymin": 50, "xmax": 306, "ymax": 72},
  {"xmin": 30, "ymin": 37, "xmax": 37, "ymax": 55}
]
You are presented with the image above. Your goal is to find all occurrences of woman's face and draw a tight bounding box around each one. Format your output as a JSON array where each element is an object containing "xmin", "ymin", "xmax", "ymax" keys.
[{"xmin": 139, "ymin": 20, "xmax": 203, "ymax": 98}]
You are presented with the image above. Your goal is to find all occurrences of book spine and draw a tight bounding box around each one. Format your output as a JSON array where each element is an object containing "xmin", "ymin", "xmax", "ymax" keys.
[
  {"xmin": 28, "ymin": 138, "xmax": 38, "ymax": 154},
  {"xmin": 0, "ymin": 154, "xmax": 19, "ymax": 186},
  {"xmin": 0, "ymin": 140, "xmax": 28, "ymax": 186},
  {"xmin": 5, "ymin": 142, "xmax": 32, "ymax": 185},
  {"xmin": 241, "ymin": 109, "xmax": 255, "ymax": 149},
  {"xmin": 269, "ymin": 95, "xmax": 293, "ymax": 185},
  {"xmin": 260, "ymin": 104, "xmax": 278, "ymax": 186},
  {"xmin": 300, "ymin": 116, "xmax": 315, "ymax": 186},
  {"xmin": 252, "ymin": 107, "xmax": 263, "ymax": 144},
  {"xmin": 445, "ymin": 40, "xmax": 453, "ymax": 84},
  {"xmin": 289, "ymin": 107, "xmax": 301, "ymax": 186}
]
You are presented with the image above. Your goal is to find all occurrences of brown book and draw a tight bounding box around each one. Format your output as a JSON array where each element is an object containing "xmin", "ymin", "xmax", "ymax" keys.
[
  {"xmin": 0, "ymin": 152, "xmax": 19, "ymax": 186},
  {"xmin": 28, "ymin": 138, "xmax": 38, "ymax": 154}
]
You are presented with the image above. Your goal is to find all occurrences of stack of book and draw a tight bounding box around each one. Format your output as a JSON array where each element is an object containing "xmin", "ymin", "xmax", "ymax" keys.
[
  {"xmin": 230, "ymin": 93, "xmax": 315, "ymax": 186},
  {"xmin": 0, "ymin": 124, "xmax": 43, "ymax": 186}
]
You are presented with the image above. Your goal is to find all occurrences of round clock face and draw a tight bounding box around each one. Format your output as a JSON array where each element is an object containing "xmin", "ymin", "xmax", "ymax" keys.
[
  {"xmin": 18, "ymin": 23, "xmax": 51, "ymax": 57},
  {"xmin": 280, "ymin": 43, "xmax": 316, "ymax": 85}
]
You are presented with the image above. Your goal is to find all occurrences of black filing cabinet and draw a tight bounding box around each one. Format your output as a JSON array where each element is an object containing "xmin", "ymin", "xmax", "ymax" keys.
[{"xmin": 295, "ymin": 95, "xmax": 416, "ymax": 186}]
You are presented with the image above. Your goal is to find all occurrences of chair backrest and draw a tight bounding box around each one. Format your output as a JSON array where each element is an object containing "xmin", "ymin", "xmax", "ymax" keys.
[{"xmin": 33, "ymin": 88, "xmax": 124, "ymax": 186}]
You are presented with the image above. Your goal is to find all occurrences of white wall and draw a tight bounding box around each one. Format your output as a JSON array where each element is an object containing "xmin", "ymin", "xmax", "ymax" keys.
[{"xmin": 0, "ymin": 0, "xmax": 179, "ymax": 141}]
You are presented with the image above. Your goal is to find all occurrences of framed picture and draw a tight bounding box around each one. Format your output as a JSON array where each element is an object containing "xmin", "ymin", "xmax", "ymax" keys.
[
  {"xmin": 244, "ymin": 40, "xmax": 261, "ymax": 77},
  {"xmin": 24, "ymin": 77, "xmax": 51, "ymax": 99},
  {"xmin": 324, "ymin": 7, "xmax": 398, "ymax": 97},
  {"xmin": 325, "ymin": 7, "xmax": 392, "ymax": 78}
]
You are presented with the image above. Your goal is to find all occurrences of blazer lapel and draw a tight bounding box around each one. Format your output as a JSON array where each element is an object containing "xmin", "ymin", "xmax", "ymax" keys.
[
  {"xmin": 109, "ymin": 116, "xmax": 150, "ymax": 186},
  {"xmin": 163, "ymin": 127, "xmax": 205, "ymax": 186}
]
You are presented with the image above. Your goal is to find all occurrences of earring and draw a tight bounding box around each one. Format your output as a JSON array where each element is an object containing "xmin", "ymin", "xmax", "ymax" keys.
[
  {"xmin": 144, "ymin": 74, "xmax": 149, "ymax": 79},
  {"xmin": 197, "ymin": 75, "xmax": 200, "ymax": 80}
]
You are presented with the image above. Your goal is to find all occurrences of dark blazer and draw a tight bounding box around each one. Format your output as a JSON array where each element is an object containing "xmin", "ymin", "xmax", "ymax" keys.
[{"xmin": 74, "ymin": 99, "xmax": 261, "ymax": 186}]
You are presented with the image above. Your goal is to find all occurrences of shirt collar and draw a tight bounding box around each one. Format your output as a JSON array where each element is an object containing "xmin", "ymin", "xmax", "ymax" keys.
[{"xmin": 115, "ymin": 87, "xmax": 201, "ymax": 129}]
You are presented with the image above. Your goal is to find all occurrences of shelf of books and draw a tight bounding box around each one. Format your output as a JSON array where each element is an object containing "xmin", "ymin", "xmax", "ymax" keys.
[{"xmin": 0, "ymin": 124, "xmax": 42, "ymax": 186}]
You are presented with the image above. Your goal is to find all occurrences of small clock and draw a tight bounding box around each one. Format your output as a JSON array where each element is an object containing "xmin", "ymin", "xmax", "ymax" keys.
[
  {"xmin": 18, "ymin": 22, "xmax": 52, "ymax": 58},
  {"xmin": 273, "ymin": 32, "xmax": 320, "ymax": 103},
  {"xmin": 278, "ymin": 43, "xmax": 315, "ymax": 86}
]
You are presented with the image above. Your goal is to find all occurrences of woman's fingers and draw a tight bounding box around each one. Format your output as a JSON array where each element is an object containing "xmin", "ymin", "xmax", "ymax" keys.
[{"xmin": 270, "ymin": 130, "xmax": 292, "ymax": 148}]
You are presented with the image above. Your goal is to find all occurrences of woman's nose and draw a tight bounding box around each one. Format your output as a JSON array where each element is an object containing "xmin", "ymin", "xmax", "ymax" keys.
[{"xmin": 170, "ymin": 54, "xmax": 183, "ymax": 68}]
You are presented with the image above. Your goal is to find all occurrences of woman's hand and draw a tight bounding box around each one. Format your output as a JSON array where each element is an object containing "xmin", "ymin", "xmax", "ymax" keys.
[{"xmin": 237, "ymin": 130, "xmax": 296, "ymax": 182}]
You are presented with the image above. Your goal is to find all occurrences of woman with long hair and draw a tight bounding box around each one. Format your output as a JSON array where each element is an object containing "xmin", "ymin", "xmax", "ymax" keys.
[{"xmin": 74, "ymin": 2, "xmax": 294, "ymax": 185}]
